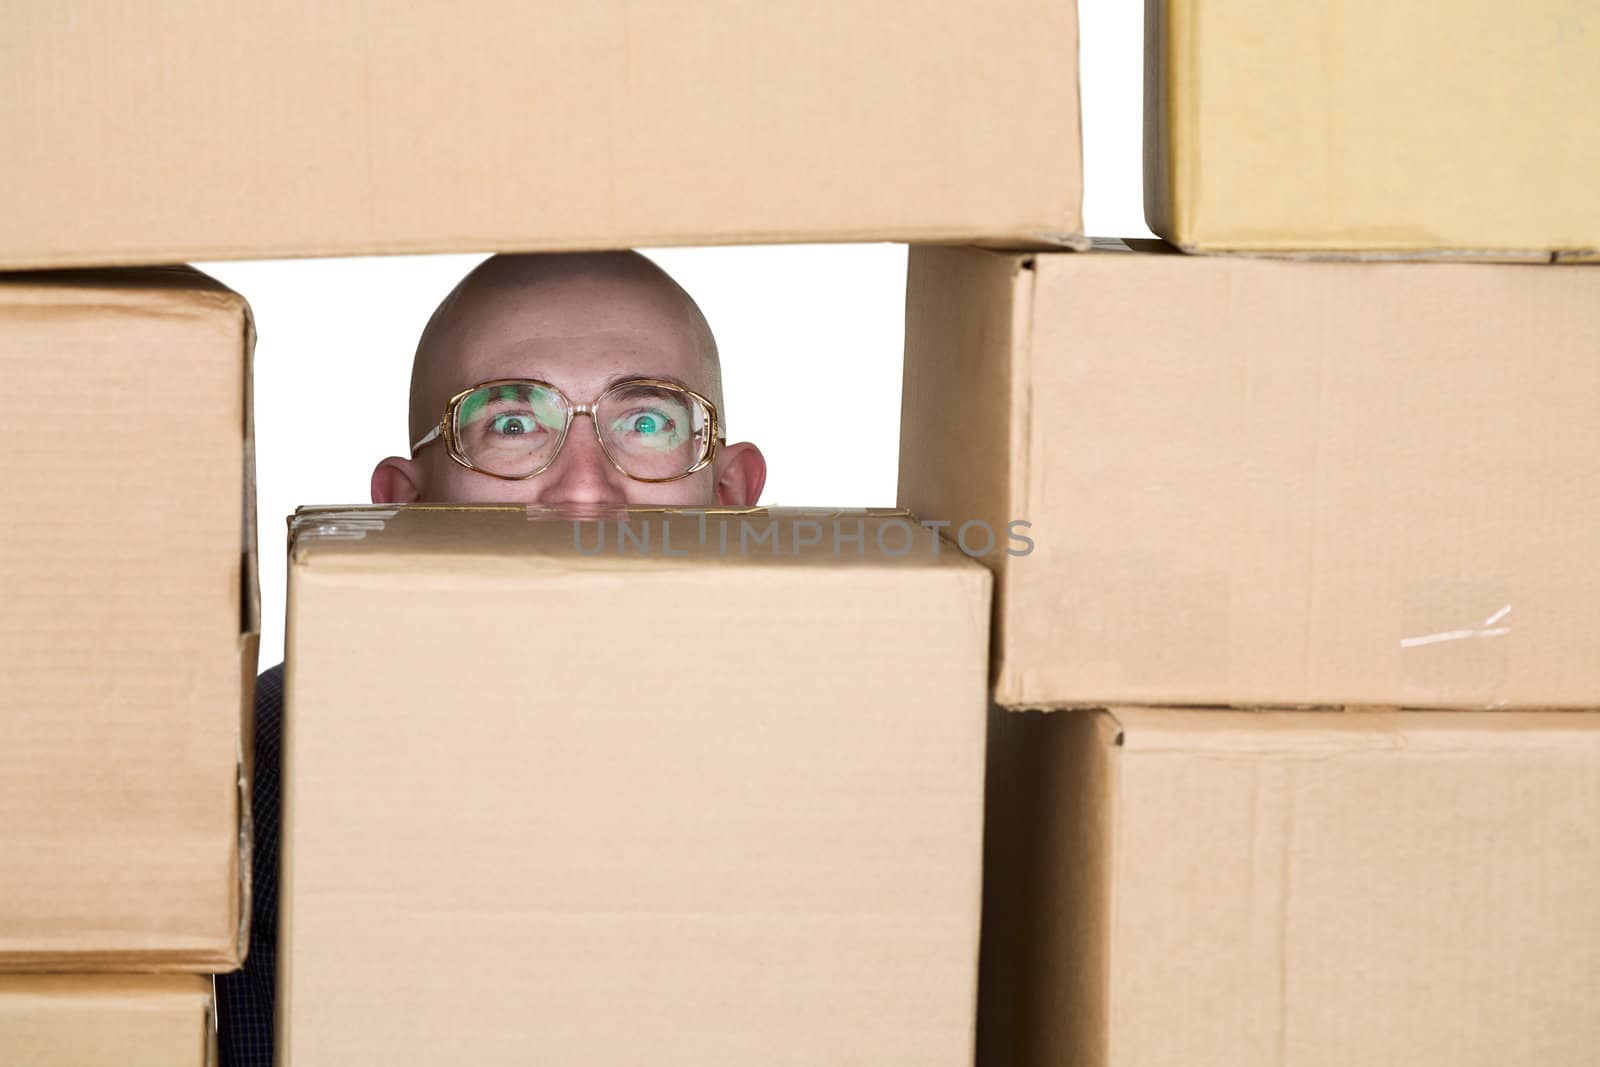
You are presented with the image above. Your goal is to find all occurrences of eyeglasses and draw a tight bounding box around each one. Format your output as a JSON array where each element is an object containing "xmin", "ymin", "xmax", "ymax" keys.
[{"xmin": 411, "ymin": 377, "xmax": 724, "ymax": 483}]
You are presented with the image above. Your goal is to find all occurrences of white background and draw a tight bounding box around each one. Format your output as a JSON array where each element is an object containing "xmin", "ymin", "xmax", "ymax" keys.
[{"xmin": 198, "ymin": 2, "xmax": 1151, "ymax": 667}]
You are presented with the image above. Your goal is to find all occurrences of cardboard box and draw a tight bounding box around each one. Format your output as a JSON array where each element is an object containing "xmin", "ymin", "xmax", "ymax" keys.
[
  {"xmin": 0, "ymin": 975, "xmax": 215, "ymax": 1066},
  {"xmin": 0, "ymin": 268, "xmax": 257, "ymax": 970},
  {"xmin": 898, "ymin": 242, "xmax": 1600, "ymax": 709},
  {"xmin": 1, "ymin": 1, "xmax": 1083, "ymax": 270},
  {"xmin": 1144, "ymin": 0, "xmax": 1600, "ymax": 258},
  {"xmin": 280, "ymin": 505, "xmax": 991, "ymax": 1065},
  {"xmin": 978, "ymin": 705, "xmax": 1600, "ymax": 1067}
]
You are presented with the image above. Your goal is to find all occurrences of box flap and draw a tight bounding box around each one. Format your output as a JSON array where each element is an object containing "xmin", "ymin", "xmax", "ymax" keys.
[
  {"xmin": 289, "ymin": 503, "xmax": 994, "ymax": 579},
  {"xmin": 0, "ymin": 973, "xmax": 214, "ymax": 1005},
  {"xmin": 1106, "ymin": 705, "xmax": 1600, "ymax": 756}
]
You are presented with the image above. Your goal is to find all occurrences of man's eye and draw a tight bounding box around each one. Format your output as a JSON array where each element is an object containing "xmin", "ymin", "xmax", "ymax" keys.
[
  {"xmin": 489, "ymin": 413, "xmax": 538, "ymax": 436},
  {"xmin": 623, "ymin": 409, "xmax": 675, "ymax": 436}
]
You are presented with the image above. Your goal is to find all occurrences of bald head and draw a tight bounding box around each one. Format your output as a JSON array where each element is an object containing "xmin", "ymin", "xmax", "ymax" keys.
[
  {"xmin": 409, "ymin": 250, "xmax": 723, "ymax": 445},
  {"xmin": 376, "ymin": 248, "xmax": 764, "ymax": 510}
]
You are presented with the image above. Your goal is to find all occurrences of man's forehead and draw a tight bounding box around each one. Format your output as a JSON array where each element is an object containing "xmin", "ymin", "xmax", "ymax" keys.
[
  {"xmin": 458, "ymin": 323, "xmax": 698, "ymax": 355},
  {"xmin": 433, "ymin": 330, "xmax": 708, "ymax": 390},
  {"xmin": 410, "ymin": 254, "xmax": 722, "ymax": 436},
  {"xmin": 434, "ymin": 275, "xmax": 706, "ymax": 363},
  {"xmin": 450, "ymin": 269, "xmax": 698, "ymax": 333},
  {"xmin": 447, "ymin": 368, "xmax": 700, "ymax": 397}
]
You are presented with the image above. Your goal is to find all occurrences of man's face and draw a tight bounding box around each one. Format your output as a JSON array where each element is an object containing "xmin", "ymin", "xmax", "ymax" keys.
[{"xmin": 380, "ymin": 268, "xmax": 760, "ymax": 508}]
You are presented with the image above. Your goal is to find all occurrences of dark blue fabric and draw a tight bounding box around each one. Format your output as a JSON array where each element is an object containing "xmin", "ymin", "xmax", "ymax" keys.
[{"xmin": 216, "ymin": 661, "xmax": 284, "ymax": 1067}]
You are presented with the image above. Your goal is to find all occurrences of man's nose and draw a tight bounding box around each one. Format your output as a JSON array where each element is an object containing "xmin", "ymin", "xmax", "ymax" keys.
[{"xmin": 540, "ymin": 416, "xmax": 628, "ymax": 505}]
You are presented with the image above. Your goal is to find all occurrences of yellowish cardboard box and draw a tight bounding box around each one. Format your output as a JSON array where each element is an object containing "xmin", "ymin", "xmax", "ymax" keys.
[
  {"xmin": 1145, "ymin": 0, "xmax": 1600, "ymax": 258},
  {"xmin": 899, "ymin": 241, "xmax": 1600, "ymax": 710},
  {"xmin": 280, "ymin": 505, "xmax": 991, "ymax": 1065},
  {"xmin": 0, "ymin": 975, "xmax": 215, "ymax": 1066},
  {"xmin": 0, "ymin": 268, "xmax": 257, "ymax": 971},
  {"xmin": 1, "ymin": 1, "xmax": 1083, "ymax": 269},
  {"xmin": 979, "ymin": 705, "xmax": 1600, "ymax": 1067}
]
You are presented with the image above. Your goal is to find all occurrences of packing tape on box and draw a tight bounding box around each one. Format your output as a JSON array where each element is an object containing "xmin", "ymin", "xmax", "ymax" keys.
[
  {"xmin": 1008, "ymin": 552, "xmax": 1518, "ymax": 709},
  {"xmin": 1400, "ymin": 579, "xmax": 1514, "ymax": 709},
  {"xmin": 289, "ymin": 507, "xmax": 401, "ymax": 542}
]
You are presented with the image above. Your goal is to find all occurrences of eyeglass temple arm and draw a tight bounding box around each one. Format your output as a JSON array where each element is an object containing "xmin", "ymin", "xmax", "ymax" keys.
[{"xmin": 411, "ymin": 422, "xmax": 443, "ymax": 458}]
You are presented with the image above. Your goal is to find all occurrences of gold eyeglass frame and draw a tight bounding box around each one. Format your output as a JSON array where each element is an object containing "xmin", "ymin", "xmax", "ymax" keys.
[{"xmin": 411, "ymin": 376, "xmax": 724, "ymax": 483}]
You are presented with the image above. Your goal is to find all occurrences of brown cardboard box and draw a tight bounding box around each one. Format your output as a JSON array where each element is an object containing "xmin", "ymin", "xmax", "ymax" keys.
[
  {"xmin": 0, "ymin": 268, "xmax": 257, "ymax": 971},
  {"xmin": 0, "ymin": 975, "xmax": 215, "ymax": 1066},
  {"xmin": 0, "ymin": 1, "xmax": 1083, "ymax": 270},
  {"xmin": 1144, "ymin": 0, "xmax": 1600, "ymax": 258},
  {"xmin": 280, "ymin": 505, "xmax": 991, "ymax": 1065},
  {"xmin": 898, "ymin": 242, "xmax": 1600, "ymax": 710},
  {"xmin": 979, "ymin": 705, "xmax": 1600, "ymax": 1067}
]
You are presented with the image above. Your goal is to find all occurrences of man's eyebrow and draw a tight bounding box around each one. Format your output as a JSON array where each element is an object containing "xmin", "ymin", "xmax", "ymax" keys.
[{"xmin": 602, "ymin": 371, "xmax": 692, "ymax": 390}]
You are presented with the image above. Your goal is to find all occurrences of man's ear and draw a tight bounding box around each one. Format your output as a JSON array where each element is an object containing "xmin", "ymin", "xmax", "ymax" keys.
[
  {"xmin": 371, "ymin": 456, "xmax": 424, "ymax": 504},
  {"xmin": 712, "ymin": 442, "xmax": 767, "ymax": 507}
]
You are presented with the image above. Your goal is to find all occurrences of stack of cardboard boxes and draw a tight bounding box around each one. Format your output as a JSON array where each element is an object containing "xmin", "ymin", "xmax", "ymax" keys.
[
  {"xmin": 3, "ymin": 1, "xmax": 1595, "ymax": 1064},
  {"xmin": 2, "ymin": 3, "xmax": 1079, "ymax": 1063},
  {"xmin": 902, "ymin": 242, "xmax": 1600, "ymax": 1066},
  {"xmin": 0, "ymin": 268, "xmax": 258, "ymax": 1061},
  {"xmin": 894, "ymin": 3, "xmax": 1600, "ymax": 1065}
]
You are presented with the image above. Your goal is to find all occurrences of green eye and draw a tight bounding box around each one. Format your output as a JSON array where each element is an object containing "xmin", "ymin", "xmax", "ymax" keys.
[
  {"xmin": 490, "ymin": 413, "xmax": 536, "ymax": 436},
  {"xmin": 617, "ymin": 409, "xmax": 675, "ymax": 436},
  {"xmin": 606, "ymin": 409, "xmax": 686, "ymax": 453}
]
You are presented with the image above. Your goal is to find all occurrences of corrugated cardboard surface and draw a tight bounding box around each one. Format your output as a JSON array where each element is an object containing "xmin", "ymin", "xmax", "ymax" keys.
[
  {"xmin": 979, "ymin": 706, "xmax": 1600, "ymax": 1067},
  {"xmin": 0, "ymin": 975, "xmax": 215, "ymax": 1066},
  {"xmin": 0, "ymin": 268, "xmax": 258, "ymax": 970},
  {"xmin": 1, "ymin": 2, "xmax": 1083, "ymax": 269},
  {"xmin": 1144, "ymin": 0, "xmax": 1600, "ymax": 257},
  {"xmin": 281, "ymin": 505, "xmax": 991, "ymax": 1065},
  {"xmin": 899, "ymin": 243, "xmax": 1600, "ymax": 709}
]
